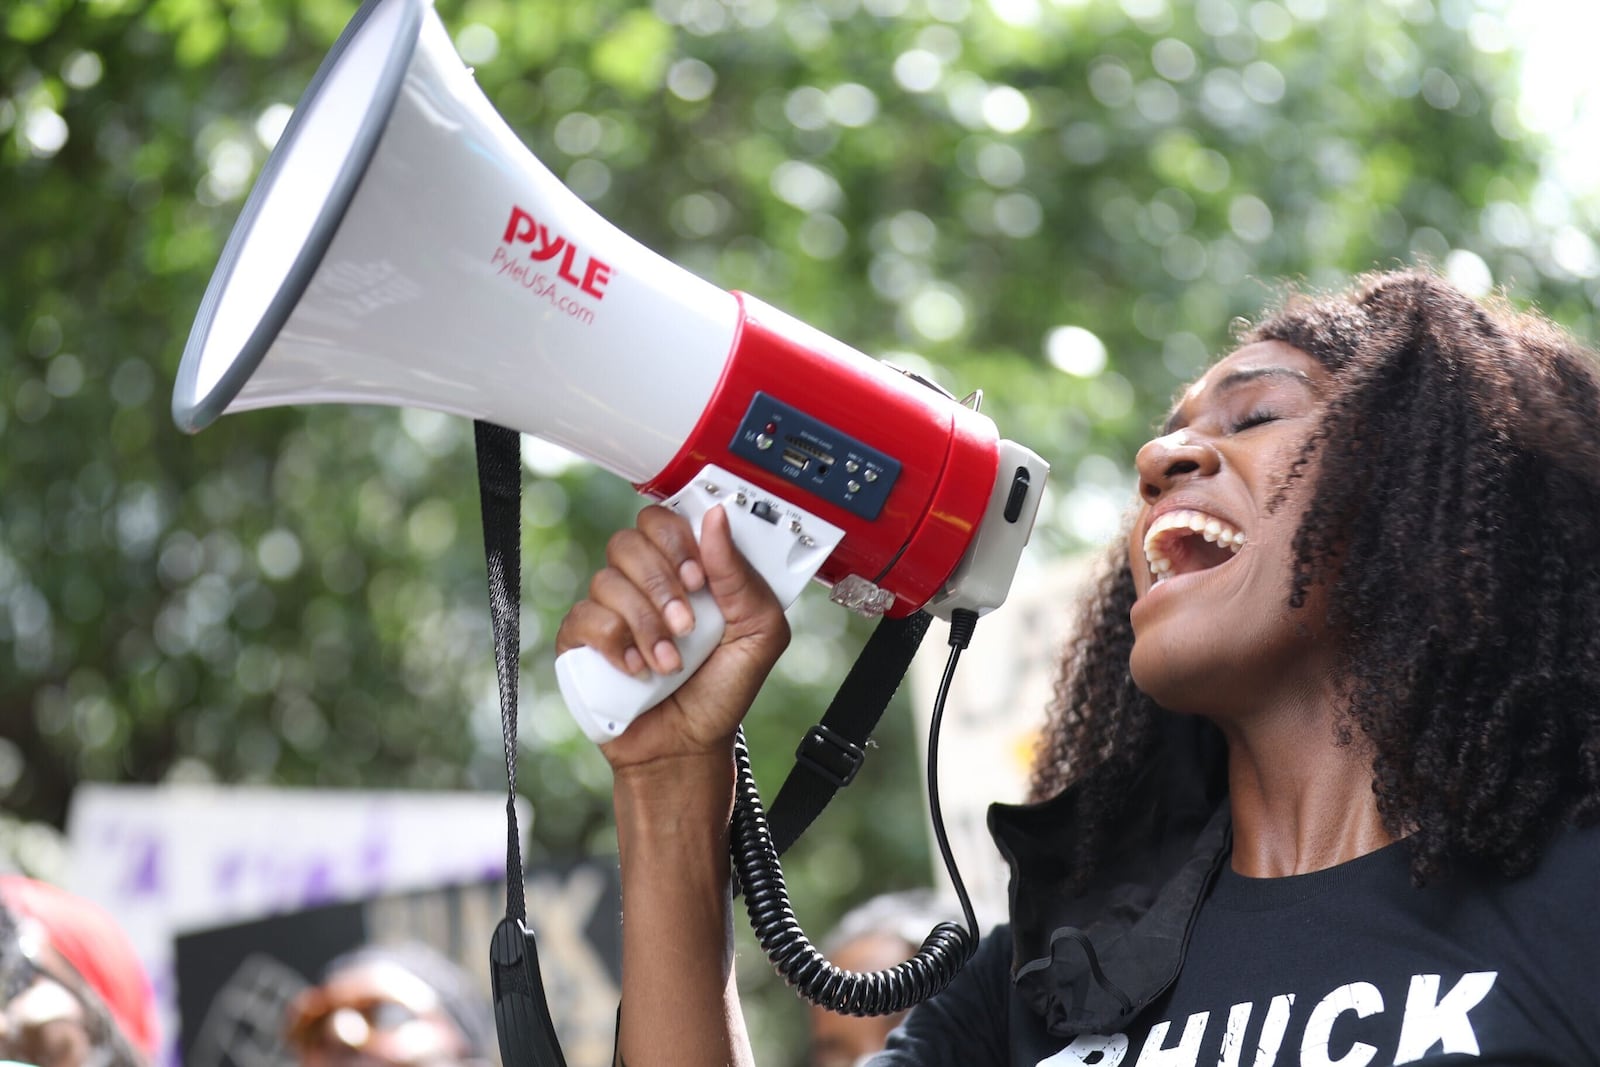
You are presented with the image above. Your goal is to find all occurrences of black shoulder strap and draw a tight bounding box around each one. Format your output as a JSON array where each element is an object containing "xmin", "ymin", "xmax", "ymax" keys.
[
  {"xmin": 765, "ymin": 609, "xmax": 931, "ymax": 857},
  {"xmin": 473, "ymin": 420, "xmax": 568, "ymax": 1067}
]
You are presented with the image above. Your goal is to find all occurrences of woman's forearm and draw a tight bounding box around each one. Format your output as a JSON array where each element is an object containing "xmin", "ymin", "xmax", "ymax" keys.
[{"xmin": 613, "ymin": 750, "xmax": 755, "ymax": 1067}]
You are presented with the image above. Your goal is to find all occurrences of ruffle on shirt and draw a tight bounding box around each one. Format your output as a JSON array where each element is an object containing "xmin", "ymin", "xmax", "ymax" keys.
[{"xmin": 986, "ymin": 715, "xmax": 1231, "ymax": 1037}]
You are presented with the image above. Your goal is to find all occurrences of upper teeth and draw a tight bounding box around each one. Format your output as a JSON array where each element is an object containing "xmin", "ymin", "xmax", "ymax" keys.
[{"xmin": 1143, "ymin": 508, "xmax": 1246, "ymax": 580}]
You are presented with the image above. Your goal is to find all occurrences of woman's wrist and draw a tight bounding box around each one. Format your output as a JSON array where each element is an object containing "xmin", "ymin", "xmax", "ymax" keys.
[{"xmin": 613, "ymin": 746, "xmax": 737, "ymax": 860}]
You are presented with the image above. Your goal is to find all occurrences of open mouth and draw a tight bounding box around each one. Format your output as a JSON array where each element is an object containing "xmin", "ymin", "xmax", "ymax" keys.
[{"xmin": 1143, "ymin": 508, "xmax": 1246, "ymax": 584}]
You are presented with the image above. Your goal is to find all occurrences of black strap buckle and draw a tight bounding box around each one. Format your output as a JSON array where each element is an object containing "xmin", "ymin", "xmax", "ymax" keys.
[{"xmin": 794, "ymin": 723, "xmax": 865, "ymax": 788}]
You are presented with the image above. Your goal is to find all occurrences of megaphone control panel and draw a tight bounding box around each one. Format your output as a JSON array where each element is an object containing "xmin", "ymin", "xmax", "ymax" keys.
[{"xmin": 729, "ymin": 393, "xmax": 900, "ymax": 521}]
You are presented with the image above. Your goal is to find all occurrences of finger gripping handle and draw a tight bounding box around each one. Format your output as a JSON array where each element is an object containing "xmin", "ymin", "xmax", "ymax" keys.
[
  {"xmin": 556, "ymin": 586, "xmax": 725, "ymax": 743},
  {"xmin": 556, "ymin": 465, "xmax": 845, "ymax": 745}
]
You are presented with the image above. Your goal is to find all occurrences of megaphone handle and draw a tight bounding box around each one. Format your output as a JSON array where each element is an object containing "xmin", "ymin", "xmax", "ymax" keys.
[
  {"xmin": 556, "ymin": 465, "xmax": 844, "ymax": 744},
  {"xmin": 556, "ymin": 585, "xmax": 726, "ymax": 741}
]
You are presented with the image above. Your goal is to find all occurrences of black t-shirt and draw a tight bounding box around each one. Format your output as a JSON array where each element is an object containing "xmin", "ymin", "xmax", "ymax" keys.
[{"xmin": 873, "ymin": 824, "xmax": 1600, "ymax": 1065}]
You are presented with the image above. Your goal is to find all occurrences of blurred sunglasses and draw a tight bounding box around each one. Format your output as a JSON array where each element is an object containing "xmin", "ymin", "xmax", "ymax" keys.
[{"xmin": 284, "ymin": 988, "xmax": 429, "ymax": 1050}]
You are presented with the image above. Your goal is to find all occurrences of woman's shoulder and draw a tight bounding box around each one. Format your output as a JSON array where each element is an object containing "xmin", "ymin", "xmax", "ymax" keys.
[
  {"xmin": 1495, "ymin": 818, "xmax": 1600, "ymax": 885},
  {"xmin": 1501, "ymin": 817, "xmax": 1600, "ymax": 895},
  {"xmin": 1434, "ymin": 818, "xmax": 1600, "ymax": 941}
]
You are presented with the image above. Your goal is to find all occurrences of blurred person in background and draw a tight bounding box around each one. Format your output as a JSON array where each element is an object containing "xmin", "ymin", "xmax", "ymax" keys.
[
  {"xmin": 808, "ymin": 891, "xmax": 953, "ymax": 1067},
  {"xmin": 0, "ymin": 875, "xmax": 158, "ymax": 1067},
  {"xmin": 284, "ymin": 942, "xmax": 494, "ymax": 1067}
]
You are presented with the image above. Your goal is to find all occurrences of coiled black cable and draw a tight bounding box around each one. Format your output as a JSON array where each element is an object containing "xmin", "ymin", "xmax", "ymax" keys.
[{"xmin": 729, "ymin": 608, "xmax": 982, "ymax": 1016}]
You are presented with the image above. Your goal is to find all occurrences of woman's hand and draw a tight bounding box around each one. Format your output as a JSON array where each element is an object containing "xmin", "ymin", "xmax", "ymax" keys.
[{"xmin": 556, "ymin": 502, "xmax": 791, "ymax": 775}]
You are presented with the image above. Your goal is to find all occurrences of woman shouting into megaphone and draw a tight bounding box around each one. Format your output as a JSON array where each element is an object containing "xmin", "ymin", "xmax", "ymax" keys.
[{"xmin": 558, "ymin": 270, "xmax": 1600, "ymax": 1067}]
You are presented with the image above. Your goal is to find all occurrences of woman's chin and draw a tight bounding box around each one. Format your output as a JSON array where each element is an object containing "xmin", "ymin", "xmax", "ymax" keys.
[{"xmin": 1128, "ymin": 645, "xmax": 1235, "ymax": 719}]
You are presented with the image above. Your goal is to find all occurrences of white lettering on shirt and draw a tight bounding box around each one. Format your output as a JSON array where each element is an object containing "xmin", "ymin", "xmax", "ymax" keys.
[
  {"xmin": 1039, "ymin": 1033, "xmax": 1129, "ymax": 1066},
  {"xmin": 1217, "ymin": 1001, "xmax": 1252, "ymax": 1067},
  {"xmin": 1394, "ymin": 972, "xmax": 1497, "ymax": 1063},
  {"xmin": 1251, "ymin": 994, "xmax": 1295, "ymax": 1067},
  {"xmin": 1030, "ymin": 1030, "xmax": 1132, "ymax": 1062},
  {"xmin": 1036, "ymin": 971, "xmax": 1498, "ymax": 1067},
  {"xmin": 1135, "ymin": 1013, "xmax": 1208, "ymax": 1065},
  {"xmin": 1302, "ymin": 982, "xmax": 1383, "ymax": 1067}
]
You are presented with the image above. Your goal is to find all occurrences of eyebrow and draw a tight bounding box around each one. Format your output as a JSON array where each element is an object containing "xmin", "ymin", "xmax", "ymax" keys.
[{"xmin": 1162, "ymin": 365, "xmax": 1316, "ymax": 435}]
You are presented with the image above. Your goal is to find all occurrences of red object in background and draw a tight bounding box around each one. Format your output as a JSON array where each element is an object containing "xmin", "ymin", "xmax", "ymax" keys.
[{"xmin": 1, "ymin": 875, "xmax": 161, "ymax": 1059}]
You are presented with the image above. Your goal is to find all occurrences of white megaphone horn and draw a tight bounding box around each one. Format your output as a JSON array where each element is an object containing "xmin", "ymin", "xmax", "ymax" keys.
[{"xmin": 172, "ymin": 0, "xmax": 1049, "ymax": 744}]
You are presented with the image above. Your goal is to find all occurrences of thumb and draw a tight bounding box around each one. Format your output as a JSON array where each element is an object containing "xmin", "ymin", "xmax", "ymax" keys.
[{"xmin": 696, "ymin": 505, "xmax": 783, "ymax": 632}]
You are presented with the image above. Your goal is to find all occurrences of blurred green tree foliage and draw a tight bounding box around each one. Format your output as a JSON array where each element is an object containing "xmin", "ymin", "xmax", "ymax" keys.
[{"xmin": 3, "ymin": 0, "xmax": 1597, "ymax": 1061}]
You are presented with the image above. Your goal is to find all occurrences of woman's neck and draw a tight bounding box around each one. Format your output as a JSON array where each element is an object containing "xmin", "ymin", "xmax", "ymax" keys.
[{"xmin": 1220, "ymin": 706, "xmax": 1396, "ymax": 877}]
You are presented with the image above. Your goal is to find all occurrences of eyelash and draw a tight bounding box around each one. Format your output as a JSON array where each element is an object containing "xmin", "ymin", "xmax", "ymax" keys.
[{"xmin": 1230, "ymin": 407, "xmax": 1281, "ymax": 433}]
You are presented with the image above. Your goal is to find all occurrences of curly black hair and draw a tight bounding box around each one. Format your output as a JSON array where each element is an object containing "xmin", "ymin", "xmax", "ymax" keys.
[{"xmin": 1029, "ymin": 269, "xmax": 1600, "ymax": 888}]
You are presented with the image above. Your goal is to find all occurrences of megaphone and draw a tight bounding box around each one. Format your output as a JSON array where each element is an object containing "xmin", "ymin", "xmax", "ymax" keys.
[{"xmin": 172, "ymin": 0, "xmax": 1049, "ymax": 743}]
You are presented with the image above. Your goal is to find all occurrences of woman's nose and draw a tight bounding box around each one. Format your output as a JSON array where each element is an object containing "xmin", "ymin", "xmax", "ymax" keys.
[{"xmin": 1135, "ymin": 430, "xmax": 1221, "ymax": 502}]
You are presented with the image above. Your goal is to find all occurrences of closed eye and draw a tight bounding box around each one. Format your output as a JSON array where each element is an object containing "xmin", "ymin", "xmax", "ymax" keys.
[{"xmin": 1230, "ymin": 407, "xmax": 1281, "ymax": 433}]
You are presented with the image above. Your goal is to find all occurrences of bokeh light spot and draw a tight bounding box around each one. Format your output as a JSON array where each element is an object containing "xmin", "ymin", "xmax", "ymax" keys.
[
  {"xmin": 667, "ymin": 58, "xmax": 717, "ymax": 102},
  {"xmin": 1045, "ymin": 325, "xmax": 1108, "ymax": 377},
  {"xmin": 1444, "ymin": 249, "xmax": 1493, "ymax": 296},
  {"xmin": 454, "ymin": 23, "xmax": 499, "ymax": 65},
  {"xmin": 62, "ymin": 51, "xmax": 104, "ymax": 90},
  {"xmin": 257, "ymin": 529, "xmax": 303, "ymax": 581},
  {"xmin": 893, "ymin": 49, "xmax": 943, "ymax": 93},
  {"xmin": 21, "ymin": 107, "xmax": 68, "ymax": 158},
  {"xmin": 983, "ymin": 85, "xmax": 1032, "ymax": 133},
  {"xmin": 904, "ymin": 284, "xmax": 969, "ymax": 342}
]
